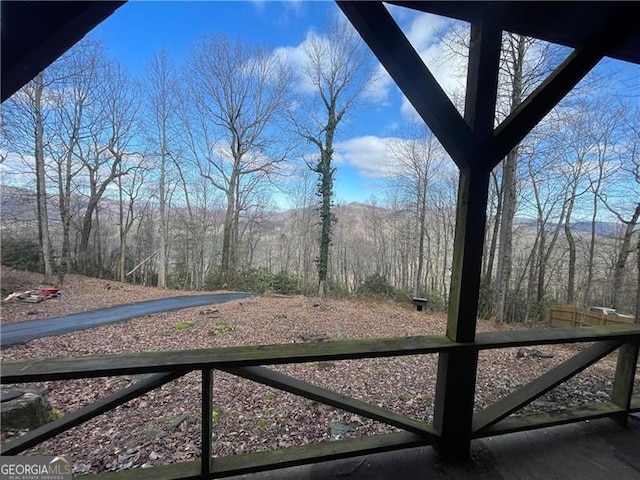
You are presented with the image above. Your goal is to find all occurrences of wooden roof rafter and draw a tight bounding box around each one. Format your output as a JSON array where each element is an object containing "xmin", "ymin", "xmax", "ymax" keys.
[
  {"xmin": 337, "ymin": 1, "xmax": 476, "ymax": 169},
  {"xmin": 339, "ymin": 1, "xmax": 640, "ymax": 173},
  {"xmin": 490, "ymin": 3, "xmax": 639, "ymax": 169}
]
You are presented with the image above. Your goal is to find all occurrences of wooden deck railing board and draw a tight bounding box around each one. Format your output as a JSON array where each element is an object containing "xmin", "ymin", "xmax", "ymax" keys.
[
  {"xmin": 474, "ymin": 401, "xmax": 627, "ymax": 437},
  {"xmin": 92, "ymin": 432, "xmax": 428, "ymax": 480},
  {"xmin": 3, "ymin": 325, "xmax": 639, "ymax": 384},
  {"xmin": 0, "ymin": 335, "xmax": 458, "ymax": 383},
  {"xmin": 0, "ymin": 371, "xmax": 186, "ymax": 455},
  {"xmin": 472, "ymin": 340, "xmax": 622, "ymax": 433},
  {"xmin": 473, "ymin": 324, "xmax": 640, "ymax": 349},
  {"xmin": 224, "ymin": 365, "xmax": 439, "ymax": 439},
  {"xmin": 1, "ymin": 325, "xmax": 638, "ymax": 480}
]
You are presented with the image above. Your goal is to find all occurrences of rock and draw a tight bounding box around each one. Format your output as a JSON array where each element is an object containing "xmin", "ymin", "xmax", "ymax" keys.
[
  {"xmin": 329, "ymin": 421, "xmax": 355, "ymax": 441},
  {"xmin": 136, "ymin": 427, "xmax": 168, "ymax": 439},
  {"xmin": 165, "ymin": 413, "xmax": 198, "ymax": 431},
  {"xmin": 516, "ymin": 347, "xmax": 554, "ymax": 359},
  {"xmin": 0, "ymin": 387, "xmax": 55, "ymax": 430},
  {"xmin": 299, "ymin": 333, "xmax": 331, "ymax": 342}
]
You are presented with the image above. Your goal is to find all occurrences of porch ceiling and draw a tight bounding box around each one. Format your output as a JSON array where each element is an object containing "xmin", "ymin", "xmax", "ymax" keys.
[
  {"xmin": 2, "ymin": 1, "xmax": 639, "ymax": 103},
  {"xmin": 389, "ymin": 1, "xmax": 640, "ymax": 66}
]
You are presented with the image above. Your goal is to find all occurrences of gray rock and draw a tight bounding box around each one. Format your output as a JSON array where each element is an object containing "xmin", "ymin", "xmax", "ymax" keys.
[
  {"xmin": 516, "ymin": 347, "xmax": 554, "ymax": 359},
  {"xmin": 1, "ymin": 387, "xmax": 54, "ymax": 430}
]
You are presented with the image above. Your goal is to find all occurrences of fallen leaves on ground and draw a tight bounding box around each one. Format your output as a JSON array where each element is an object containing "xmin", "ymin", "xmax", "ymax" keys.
[
  {"xmin": 0, "ymin": 266, "xmax": 211, "ymax": 324},
  {"xmin": 1, "ymin": 269, "xmax": 636, "ymax": 475}
]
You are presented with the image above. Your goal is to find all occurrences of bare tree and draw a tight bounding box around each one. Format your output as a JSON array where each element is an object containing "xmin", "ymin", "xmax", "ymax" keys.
[
  {"xmin": 559, "ymin": 101, "xmax": 595, "ymax": 304},
  {"xmin": 32, "ymin": 73, "xmax": 56, "ymax": 283},
  {"xmin": 184, "ymin": 35, "xmax": 291, "ymax": 287},
  {"xmin": 75, "ymin": 59, "xmax": 140, "ymax": 274},
  {"xmin": 493, "ymin": 34, "xmax": 527, "ymax": 323},
  {"xmin": 3, "ymin": 72, "xmax": 56, "ymax": 282},
  {"xmin": 388, "ymin": 125, "xmax": 446, "ymax": 297},
  {"xmin": 142, "ymin": 49, "xmax": 181, "ymax": 288},
  {"xmin": 47, "ymin": 39, "xmax": 103, "ymax": 274},
  {"xmin": 115, "ymin": 157, "xmax": 148, "ymax": 281},
  {"xmin": 521, "ymin": 127, "xmax": 569, "ymax": 320},
  {"xmin": 291, "ymin": 17, "xmax": 377, "ymax": 297},
  {"xmin": 598, "ymin": 106, "xmax": 640, "ymax": 311},
  {"xmin": 583, "ymin": 102, "xmax": 622, "ymax": 306}
]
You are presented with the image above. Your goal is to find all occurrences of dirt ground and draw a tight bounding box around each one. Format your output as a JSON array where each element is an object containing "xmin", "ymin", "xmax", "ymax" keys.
[{"xmin": 0, "ymin": 266, "xmax": 633, "ymax": 475}]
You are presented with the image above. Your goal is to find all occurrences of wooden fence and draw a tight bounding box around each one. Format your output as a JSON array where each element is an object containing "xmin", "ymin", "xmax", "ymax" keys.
[
  {"xmin": 550, "ymin": 305, "xmax": 636, "ymax": 328},
  {"xmin": 1, "ymin": 324, "xmax": 639, "ymax": 480}
]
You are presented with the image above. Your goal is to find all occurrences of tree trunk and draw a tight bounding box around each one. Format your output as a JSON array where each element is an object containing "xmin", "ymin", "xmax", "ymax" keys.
[
  {"xmin": 33, "ymin": 72, "xmax": 55, "ymax": 283},
  {"xmin": 316, "ymin": 126, "xmax": 336, "ymax": 297},
  {"xmin": 612, "ymin": 203, "xmax": 640, "ymax": 310},
  {"xmin": 494, "ymin": 148, "xmax": 518, "ymax": 322},
  {"xmin": 220, "ymin": 172, "xmax": 238, "ymax": 287},
  {"xmin": 484, "ymin": 171, "xmax": 502, "ymax": 283},
  {"xmin": 494, "ymin": 35, "xmax": 525, "ymax": 323},
  {"xmin": 565, "ymin": 197, "xmax": 577, "ymax": 304},
  {"xmin": 157, "ymin": 147, "xmax": 167, "ymax": 288},
  {"xmin": 584, "ymin": 185, "xmax": 600, "ymax": 306},
  {"xmin": 636, "ymin": 237, "xmax": 640, "ymax": 323},
  {"xmin": 79, "ymin": 197, "xmax": 99, "ymax": 274},
  {"xmin": 414, "ymin": 193, "xmax": 427, "ymax": 297}
]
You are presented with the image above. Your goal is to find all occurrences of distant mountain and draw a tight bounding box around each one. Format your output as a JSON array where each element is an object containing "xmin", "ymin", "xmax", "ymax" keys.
[{"xmin": 512, "ymin": 216, "xmax": 622, "ymax": 236}]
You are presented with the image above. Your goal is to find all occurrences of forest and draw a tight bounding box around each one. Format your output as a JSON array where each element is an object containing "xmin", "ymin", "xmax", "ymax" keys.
[{"xmin": 1, "ymin": 15, "xmax": 639, "ymax": 324}]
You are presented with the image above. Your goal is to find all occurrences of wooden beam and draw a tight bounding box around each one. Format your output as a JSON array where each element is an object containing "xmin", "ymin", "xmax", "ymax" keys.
[
  {"xmin": 0, "ymin": 371, "xmax": 184, "ymax": 455},
  {"xmin": 432, "ymin": 165, "xmax": 490, "ymax": 459},
  {"xmin": 473, "ymin": 340, "xmax": 621, "ymax": 434},
  {"xmin": 1, "ymin": 1, "xmax": 127, "ymax": 102},
  {"xmin": 611, "ymin": 341, "xmax": 640, "ymax": 425},
  {"xmin": 0, "ymin": 335, "xmax": 459, "ymax": 383},
  {"xmin": 3, "ymin": 326, "xmax": 640, "ymax": 384},
  {"xmin": 201, "ymin": 369, "xmax": 213, "ymax": 476},
  {"xmin": 432, "ymin": 349, "xmax": 479, "ymax": 457},
  {"xmin": 92, "ymin": 461, "xmax": 201, "ymax": 480},
  {"xmin": 207, "ymin": 431, "xmax": 426, "ymax": 478},
  {"xmin": 91, "ymin": 431, "xmax": 427, "ymax": 480},
  {"xmin": 491, "ymin": 5, "xmax": 635, "ymax": 167},
  {"xmin": 463, "ymin": 10, "xmax": 502, "ymax": 166},
  {"xmin": 474, "ymin": 325, "xmax": 640, "ymax": 349},
  {"xmin": 224, "ymin": 366, "xmax": 439, "ymax": 440},
  {"xmin": 337, "ymin": 0, "xmax": 475, "ymax": 168},
  {"xmin": 434, "ymin": 11, "xmax": 497, "ymax": 440},
  {"xmin": 475, "ymin": 401, "xmax": 628, "ymax": 437},
  {"xmin": 444, "ymin": 167, "xmax": 491, "ymax": 343}
]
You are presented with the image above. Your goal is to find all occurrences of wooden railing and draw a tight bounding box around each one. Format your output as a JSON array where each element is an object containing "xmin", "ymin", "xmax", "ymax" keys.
[{"xmin": 1, "ymin": 324, "xmax": 639, "ymax": 479}]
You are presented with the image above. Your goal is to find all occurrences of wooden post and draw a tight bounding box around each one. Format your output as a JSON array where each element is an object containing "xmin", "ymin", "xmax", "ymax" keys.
[
  {"xmin": 202, "ymin": 368, "xmax": 213, "ymax": 476},
  {"xmin": 433, "ymin": 168, "xmax": 489, "ymax": 457},
  {"xmin": 433, "ymin": 12, "xmax": 501, "ymax": 459},
  {"xmin": 611, "ymin": 341, "xmax": 640, "ymax": 426}
]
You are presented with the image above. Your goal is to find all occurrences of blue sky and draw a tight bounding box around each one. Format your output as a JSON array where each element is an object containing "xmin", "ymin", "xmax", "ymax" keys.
[
  {"xmin": 89, "ymin": 1, "xmax": 446, "ymax": 205},
  {"xmin": 7, "ymin": 1, "xmax": 632, "ymax": 209},
  {"xmin": 83, "ymin": 2, "xmax": 640, "ymax": 209}
]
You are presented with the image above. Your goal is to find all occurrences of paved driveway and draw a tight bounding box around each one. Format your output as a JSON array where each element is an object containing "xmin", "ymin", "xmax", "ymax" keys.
[{"xmin": 0, "ymin": 293, "xmax": 251, "ymax": 347}]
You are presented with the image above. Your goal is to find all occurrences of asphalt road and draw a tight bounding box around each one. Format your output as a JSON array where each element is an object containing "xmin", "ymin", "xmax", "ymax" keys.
[{"xmin": 0, "ymin": 293, "xmax": 251, "ymax": 347}]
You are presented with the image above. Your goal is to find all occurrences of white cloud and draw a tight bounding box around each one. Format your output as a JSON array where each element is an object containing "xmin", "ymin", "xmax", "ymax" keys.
[
  {"xmin": 271, "ymin": 31, "xmax": 317, "ymax": 95},
  {"xmin": 335, "ymin": 135, "xmax": 401, "ymax": 179},
  {"xmin": 404, "ymin": 11, "xmax": 445, "ymax": 50},
  {"xmin": 272, "ymin": 26, "xmax": 393, "ymax": 103},
  {"xmin": 383, "ymin": 8, "xmax": 469, "ymax": 123},
  {"xmin": 361, "ymin": 64, "xmax": 393, "ymax": 104}
]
